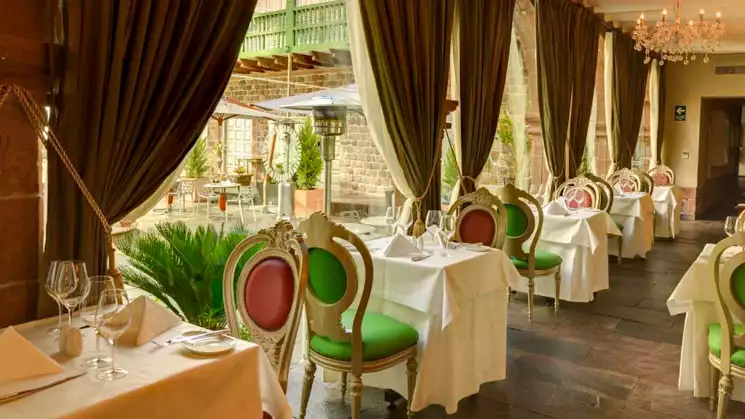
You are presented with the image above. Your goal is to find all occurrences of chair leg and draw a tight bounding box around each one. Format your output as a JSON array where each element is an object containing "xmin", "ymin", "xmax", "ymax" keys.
[
  {"xmin": 717, "ymin": 374, "xmax": 733, "ymax": 419},
  {"xmin": 527, "ymin": 276, "xmax": 535, "ymax": 320},
  {"xmin": 406, "ymin": 357, "xmax": 418, "ymax": 418},
  {"xmin": 351, "ymin": 374, "xmax": 363, "ymax": 419},
  {"xmin": 554, "ymin": 270, "xmax": 561, "ymax": 314},
  {"xmin": 710, "ymin": 366, "xmax": 720, "ymax": 411},
  {"xmin": 507, "ymin": 287, "xmax": 512, "ymax": 302},
  {"xmin": 299, "ymin": 361, "xmax": 316, "ymax": 419},
  {"xmin": 617, "ymin": 236, "xmax": 623, "ymax": 265},
  {"xmin": 340, "ymin": 372, "xmax": 348, "ymax": 400}
]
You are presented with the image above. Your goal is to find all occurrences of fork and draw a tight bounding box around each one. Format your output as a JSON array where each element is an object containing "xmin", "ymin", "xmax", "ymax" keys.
[{"xmin": 151, "ymin": 328, "xmax": 230, "ymax": 347}]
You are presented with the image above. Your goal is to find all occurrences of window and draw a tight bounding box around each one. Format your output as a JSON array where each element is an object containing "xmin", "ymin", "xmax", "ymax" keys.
[{"xmin": 225, "ymin": 118, "xmax": 253, "ymax": 173}]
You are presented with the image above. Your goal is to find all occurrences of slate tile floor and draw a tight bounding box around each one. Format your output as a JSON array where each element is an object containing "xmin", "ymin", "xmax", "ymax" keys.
[{"xmin": 285, "ymin": 219, "xmax": 745, "ymax": 418}]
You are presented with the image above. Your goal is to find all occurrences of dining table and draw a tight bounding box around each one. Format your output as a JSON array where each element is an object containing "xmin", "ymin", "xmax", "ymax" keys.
[
  {"xmin": 652, "ymin": 185, "xmax": 682, "ymax": 239},
  {"xmin": 316, "ymin": 236, "xmax": 520, "ymax": 414},
  {"xmin": 0, "ymin": 318, "xmax": 290, "ymax": 419},
  {"xmin": 608, "ymin": 192, "xmax": 655, "ymax": 259},
  {"xmin": 667, "ymin": 244, "xmax": 745, "ymax": 403}
]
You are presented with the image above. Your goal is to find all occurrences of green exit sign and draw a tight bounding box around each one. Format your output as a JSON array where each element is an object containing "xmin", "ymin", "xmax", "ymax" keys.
[{"xmin": 675, "ymin": 105, "xmax": 686, "ymax": 121}]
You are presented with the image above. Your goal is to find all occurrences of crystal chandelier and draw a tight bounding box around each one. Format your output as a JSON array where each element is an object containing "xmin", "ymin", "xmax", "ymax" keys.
[{"xmin": 632, "ymin": 0, "xmax": 725, "ymax": 65}]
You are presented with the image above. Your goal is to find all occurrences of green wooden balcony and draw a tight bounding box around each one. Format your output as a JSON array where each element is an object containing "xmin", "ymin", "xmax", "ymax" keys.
[{"xmin": 240, "ymin": 0, "xmax": 348, "ymax": 59}]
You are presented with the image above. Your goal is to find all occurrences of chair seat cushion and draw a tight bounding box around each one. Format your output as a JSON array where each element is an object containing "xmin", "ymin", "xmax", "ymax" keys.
[
  {"xmin": 310, "ymin": 311, "xmax": 419, "ymax": 362},
  {"xmin": 708, "ymin": 323, "xmax": 745, "ymax": 367},
  {"xmin": 511, "ymin": 250, "xmax": 563, "ymax": 271},
  {"xmin": 615, "ymin": 222, "xmax": 625, "ymax": 231}
]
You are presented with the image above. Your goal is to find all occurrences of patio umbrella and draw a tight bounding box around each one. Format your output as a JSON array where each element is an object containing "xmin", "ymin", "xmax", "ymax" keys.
[{"xmin": 255, "ymin": 84, "xmax": 362, "ymax": 113}]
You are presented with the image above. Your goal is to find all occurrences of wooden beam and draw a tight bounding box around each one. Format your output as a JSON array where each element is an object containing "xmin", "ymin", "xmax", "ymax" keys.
[
  {"xmin": 311, "ymin": 50, "xmax": 335, "ymax": 67},
  {"xmin": 256, "ymin": 56, "xmax": 285, "ymax": 71},
  {"xmin": 239, "ymin": 58, "xmax": 266, "ymax": 73},
  {"xmin": 274, "ymin": 54, "xmax": 313, "ymax": 70},
  {"xmin": 291, "ymin": 53, "xmax": 317, "ymax": 69}
]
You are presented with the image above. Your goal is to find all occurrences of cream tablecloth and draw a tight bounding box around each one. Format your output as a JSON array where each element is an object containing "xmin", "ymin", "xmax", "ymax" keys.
[
  {"xmin": 0, "ymin": 319, "xmax": 290, "ymax": 419},
  {"xmin": 652, "ymin": 185, "xmax": 682, "ymax": 239},
  {"xmin": 319, "ymin": 237, "xmax": 520, "ymax": 414},
  {"xmin": 667, "ymin": 244, "xmax": 745, "ymax": 402},
  {"xmin": 511, "ymin": 208, "xmax": 621, "ymax": 302},
  {"xmin": 609, "ymin": 192, "xmax": 655, "ymax": 258}
]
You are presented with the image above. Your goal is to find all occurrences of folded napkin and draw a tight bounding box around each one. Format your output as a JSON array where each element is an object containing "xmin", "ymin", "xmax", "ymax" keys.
[
  {"xmin": 0, "ymin": 327, "xmax": 63, "ymax": 383},
  {"xmin": 117, "ymin": 296, "xmax": 181, "ymax": 347},
  {"xmin": 382, "ymin": 233, "xmax": 422, "ymax": 257},
  {"xmin": 544, "ymin": 200, "xmax": 568, "ymax": 216}
]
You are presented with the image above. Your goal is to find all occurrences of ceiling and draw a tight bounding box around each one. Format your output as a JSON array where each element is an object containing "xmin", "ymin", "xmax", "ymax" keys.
[{"xmin": 586, "ymin": 0, "xmax": 745, "ymax": 53}]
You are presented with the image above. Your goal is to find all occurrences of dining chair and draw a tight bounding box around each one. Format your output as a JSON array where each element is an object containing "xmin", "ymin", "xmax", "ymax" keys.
[
  {"xmin": 222, "ymin": 220, "xmax": 308, "ymax": 393},
  {"xmin": 165, "ymin": 181, "xmax": 188, "ymax": 212},
  {"xmin": 195, "ymin": 183, "xmax": 218, "ymax": 216},
  {"xmin": 297, "ymin": 212, "xmax": 419, "ymax": 419},
  {"xmin": 586, "ymin": 173, "xmax": 624, "ymax": 265},
  {"xmin": 228, "ymin": 184, "xmax": 258, "ymax": 225},
  {"xmin": 493, "ymin": 183, "xmax": 562, "ymax": 319},
  {"xmin": 633, "ymin": 168, "xmax": 655, "ymax": 195},
  {"xmin": 706, "ymin": 232, "xmax": 745, "ymax": 418},
  {"xmin": 554, "ymin": 177, "xmax": 599, "ymax": 210},
  {"xmin": 648, "ymin": 164, "xmax": 675, "ymax": 185},
  {"xmin": 447, "ymin": 187, "xmax": 507, "ymax": 249},
  {"xmin": 552, "ymin": 178, "xmax": 578, "ymax": 202}
]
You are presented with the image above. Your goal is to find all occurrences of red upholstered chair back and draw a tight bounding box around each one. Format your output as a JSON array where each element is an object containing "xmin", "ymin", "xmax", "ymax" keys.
[
  {"xmin": 608, "ymin": 168, "xmax": 642, "ymax": 194},
  {"xmin": 222, "ymin": 221, "xmax": 308, "ymax": 393},
  {"xmin": 448, "ymin": 187, "xmax": 506, "ymax": 249},
  {"xmin": 565, "ymin": 188, "xmax": 594, "ymax": 209},
  {"xmin": 648, "ymin": 164, "xmax": 675, "ymax": 186}
]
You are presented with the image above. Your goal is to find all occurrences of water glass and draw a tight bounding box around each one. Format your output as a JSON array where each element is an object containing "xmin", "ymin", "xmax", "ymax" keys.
[
  {"xmin": 96, "ymin": 289, "xmax": 131, "ymax": 381},
  {"xmin": 384, "ymin": 206, "xmax": 395, "ymax": 235},
  {"xmin": 52, "ymin": 261, "xmax": 90, "ymax": 327},
  {"xmin": 425, "ymin": 210, "xmax": 442, "ymax": 243},
  {"xmin": 44, "ymin": 261, "xmax": 64, "ymax": 335},
  {"xmin": 725, "ymin": 216, "xmax": 739, "ymax": 237},
  {"xmin": 398, "ymin": 206, "xmax": 414, "ymax": 237},
  {"xmin": 80, "ymin": 276, "xmax": 115, "ymax": 368},
  {"xmin": 439, "ymin": 214, "xmax": 456, "ymax": 256}
]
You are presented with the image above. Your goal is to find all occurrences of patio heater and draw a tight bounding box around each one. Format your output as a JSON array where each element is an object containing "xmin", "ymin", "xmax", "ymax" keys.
[{"xmin": 282, "ymin": 97, "xmax": 361, "ymax": 215}]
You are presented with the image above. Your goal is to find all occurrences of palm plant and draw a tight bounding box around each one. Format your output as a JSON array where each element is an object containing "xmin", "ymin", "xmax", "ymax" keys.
[{"xmin": 116, "ymin": 222, "xmax": 261, "ymax": 329}]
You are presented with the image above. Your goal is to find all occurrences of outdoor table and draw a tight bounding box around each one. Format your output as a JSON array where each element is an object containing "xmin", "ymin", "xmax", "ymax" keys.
[
  {"xmin": 319, "ymin": 236, "xmax": 519, "ymax": 414},
  {"xmin": 341, "ymin": 222, "xmax": 376, "ymax": 236},
  {"xmin": 0, "ymin": 319, "xmax": 290, "ymax": 419},
  {"xmin": 511, "ymin": 207, "xmax": 621, "ymax": 302},
  {"xmin": 360, "ymin": 216, "xmax": 390, "ymax": 228},
  {"xmin": 204, "ymin": 181, "xmax": 241, "ymax": 222},
  {"xmin": 667, "ymin": 244, "xmax": 745, "ymax": 403},
  {"xmin": 609, "ymin": 192, "xmax": 655, "ymax": 259},
  {"xmin": 652, "ymin": 185, "xmax": 682, "ymax": 239}
]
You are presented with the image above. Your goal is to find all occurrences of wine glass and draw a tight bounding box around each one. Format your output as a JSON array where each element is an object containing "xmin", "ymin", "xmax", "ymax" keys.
[
  {"xmin": 725, "ymin": 216, "xmax": 739, "ymax": 237},
  {"xmin": 51, "ymin": 261, "xmax": 89, "ymax": 327},
  {"xmin": 399, "ymin": 206, "xmax": 414, "ymax": 238},
  {"xmin": 425, "ymin": 210, "xmax": 442, "ymax": 244},
  {"xmin": 439, "ymin": 214, "xmax": 456, "ymax": 256},
  {"xmin": 96, "ymin": 289, "xmax": 131, "ymax": 381},
  {"xmin": 384, "ymin": 206, "xmax": 395, "ymax": 235},
  {"xmin": 80, "ymin": 276, "xmax": 115, "ymax": 368},
  {"xmin": 44, "ymin": 261, "xmax": 64, "ymax": 335}
]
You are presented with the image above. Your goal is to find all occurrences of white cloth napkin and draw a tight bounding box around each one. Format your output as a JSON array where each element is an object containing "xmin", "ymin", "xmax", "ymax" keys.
[
  {"xmin": 117, "ymin": 296, "xmax": 181, "ymax": 347},
  {"xmin": 383, "ymin": 233, "xmax": 422, "ymax": 257},
  {"xmin": 544, "ymin": 200, "xmax": 568, "ymax": 216},
  {"xmin": 0, "ymin": 327, "xmax": 63, "ymax": 383}
]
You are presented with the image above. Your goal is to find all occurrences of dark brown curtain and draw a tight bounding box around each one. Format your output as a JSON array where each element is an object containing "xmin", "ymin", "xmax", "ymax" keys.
[
  {"xmin": 455, "ymin": 0, "xmax": 515, "ymax": 194},
  {"xmin": 565, "ymin": 7, "xmax": 603, "ymax": 179},
  {"xmin": 536, "ymin": 0, "xmax": 574, "ymax": 191},
  {"xmin": 656, "ymin": 64, "xmax": 667, "ymax": 164},
  {"xmin": 611, "ymin": 32, "xmax": 651, "ymax": 170},
  {"xmin": 43, "ymin": 0, "xmax": 257, "ymax": 314},
  {"xmin": 359, "ymin": 0, "xmax": 454, "ymax": 222}
]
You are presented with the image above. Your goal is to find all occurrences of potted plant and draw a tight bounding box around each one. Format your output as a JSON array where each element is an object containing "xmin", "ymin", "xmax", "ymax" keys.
[
  {"xmin": 234, "ymin": 166, "xmax": 252, "ymax": 186},
  {"xmin": 185, "ymin": 136, "xmax": 210, "ymax": 202},
  {"xmin": 293, "ymin": 118, "xmax": 324, "ymax": 216},
  {"xmin": 116, "ymin": 222, "xmax": 261, "ymax": 331}
]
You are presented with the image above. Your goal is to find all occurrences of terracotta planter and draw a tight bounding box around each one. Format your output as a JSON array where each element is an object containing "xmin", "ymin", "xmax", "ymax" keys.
[
  {"xmin": 294, "ymin": 188, "xmax": 324, "ymax": 216},
  {"xmin": 167, "ymin": 187, "xmax": 175, "ymax": 206},
  {"xmin": 119, "ymin": 219, "xmax": 134, "ymax": 227}
]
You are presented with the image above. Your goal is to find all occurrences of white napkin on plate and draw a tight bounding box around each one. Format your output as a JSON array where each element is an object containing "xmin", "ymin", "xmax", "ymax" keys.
[
  {"xmin": 382, "ymin": 233, "xmax": 422, "ymax": 257},
  {"xmin": 0, "ymin": 327, "xmax": 63, "ymax": 383},
  {"xmin": 544, "ymin": 200, "xmax": 568, "ymax": 216},
  {"xmin": 116, "ymin": 296, "xmax": 181, "ymax": 347}
]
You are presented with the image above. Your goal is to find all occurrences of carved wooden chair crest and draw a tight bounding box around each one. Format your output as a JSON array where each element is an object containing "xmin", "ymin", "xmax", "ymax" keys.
[
  {"xmin": 648, "ymin": 164, "xmax": 675, "ymax": 186},
  {"xmin": 297, "ymin": 212, "xmax": 419, "ymax": 419},
  {"xmin": 584, "ymin": 173, "xmax": 614, "ymax": 213},
  {"xmin": 608, "ymin": 168, "xmax": 642, "ymax": 194},
  {"xmin": 448, "ymin": 187, "xmax": 506, "ymax": 249},
  {"xmin": 222, "ymin": 221, "xmax": 308, "ymax": 393},
  {"xmin": 554, "ymin": 177, "xmax": 599, "ymax": 210},
  {"xmin": 633, "ymin": 168, "xmax": 655, "ymax": 195}
]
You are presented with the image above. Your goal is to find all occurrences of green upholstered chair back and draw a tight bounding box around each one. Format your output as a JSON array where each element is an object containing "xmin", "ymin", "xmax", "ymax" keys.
[
  {"xmin": 632, "ymin": 168, "xmax": 655, "ymax": 195},
  {"xmin": 648, "ymin": 164, "xmax": 675, "ymax": 185},
  {"xmin": 222, "ymin": 221, "xmax": 308, "ymax": 392},
  {"xmin": 297, "ymin": 212, "xmax": 373, "ymax": 371},
  {"xmin": 448, "ymin": 187, "xmax": 507, "ymax": 249},
  {"xmin": 492, "ymin": 183, "xmax": 541, "ymax": 264},
  {"xmin": 710, "ymin": 233, "xmax": 745, "ymax": 376},
  {"xmin": 585, "ymin": 173, "xmax": 614, "ymax": 213}
]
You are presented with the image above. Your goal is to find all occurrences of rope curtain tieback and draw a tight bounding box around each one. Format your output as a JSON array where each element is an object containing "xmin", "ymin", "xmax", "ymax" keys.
[{"xmin": 411, "ymin": 127, "xmax": 448, "ymax": 237}]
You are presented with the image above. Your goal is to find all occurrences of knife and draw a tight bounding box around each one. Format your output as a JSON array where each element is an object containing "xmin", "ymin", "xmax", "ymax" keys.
[{"xmin": 0, "ymin": 372, "xmax": 87, "ymax": 405}]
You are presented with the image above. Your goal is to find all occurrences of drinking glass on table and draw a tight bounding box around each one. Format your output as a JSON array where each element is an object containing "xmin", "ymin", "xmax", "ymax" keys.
[
  {"xmin": 384, "ymin": 206, "xmax": 396, "ymax": 235},
  {"xmin": 44, "ymin": 261, "xmax": 64, "ymax": 335},
  {"xmin": 439, "ymin": 214, "xmax": 456, "ymax": 256},
  {"xmin": 725, "ymin": 216, "xmax": 739, "ymax": 237},
  {"xmin": 80, "ymin": 276, "xmax": 115, "ymax": 368},
  {"xmin": 53, "ymin": 261, "xmax": 90, "ymax": 327},
  {"xmin": 425, "ymin": 210, "xmax": 442, "ymax": 244},
  {"xmin": 96, "ymin": 289, "xmax": 131, "ymax": 380},
  {"xmin": 398, "ymin": 206, "xmax": 414, "ymax": 238}
]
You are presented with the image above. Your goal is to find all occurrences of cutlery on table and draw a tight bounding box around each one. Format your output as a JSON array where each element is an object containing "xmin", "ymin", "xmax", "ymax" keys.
[
  {"xmin": 151, "ymin": 328, "xmax": 230, "ymax": 347},
  {"xmin": 411, "ymin": 254, "xmax": 431, "ymax": 262},
  {"xmin": 0, "ymin": 372, "xmax": 86, "ymax": 405}
]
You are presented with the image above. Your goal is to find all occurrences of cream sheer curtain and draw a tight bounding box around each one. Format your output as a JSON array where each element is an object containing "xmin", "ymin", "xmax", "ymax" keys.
[
  {"xmin": 123, "ymin": 157, "xmax": 189, "ymax": 221},
  {"xmin": 604, "ymin": 32, "xmax": 616, "ymax": 176},
  {"xmin": 449, "ymin": 14, "xmax": 464, "ymax": 204},
  {"xmin": 346, "ymin": 0, "xmax": 415, "ymax": 218},
  {"xmin": 507, "ymin": 26, "xmax": 530, "ymax": 190},
  {"xmin": 586, "ymin": 89, "xmax": 598, "ymax": 174},
  {"xmin": 649, "ymin": 59, "xmax": 661, "ymax": 169}
]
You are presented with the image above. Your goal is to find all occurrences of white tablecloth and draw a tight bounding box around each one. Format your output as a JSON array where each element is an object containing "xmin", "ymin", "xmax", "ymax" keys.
[
  {"xmin": 652, "ymin": 185, "xmax": 682, "ymax": 239},
  {"xmin": 511, "ymin": 208, "xmax": 621, "ymax": 302},
  {"xmin": 0, "ymin": 319, "xmax": 290, "ymax": 419},
  {"xmin": 609, "ymin": 192, "xmax": 655, "ymax": 258},
  {"xmin": 322, "ymin": 237, "xmax": 520, "ymax": 414},
  {"xmin": 667, "ymin": 244, "xmax": 745, "ymax": 402}
]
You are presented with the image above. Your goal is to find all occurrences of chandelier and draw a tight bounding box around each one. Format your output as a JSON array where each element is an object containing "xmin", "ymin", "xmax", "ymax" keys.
[{"xmin": 632, "ymin": 0, "xmax": 725, "ymax": 65}]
